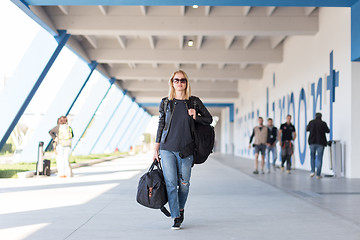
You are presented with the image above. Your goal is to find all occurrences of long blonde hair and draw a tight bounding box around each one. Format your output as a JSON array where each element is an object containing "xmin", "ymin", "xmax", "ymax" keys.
[{"xmin": 168, "ymin": 70, "xmax": 191, "ymax": 100}]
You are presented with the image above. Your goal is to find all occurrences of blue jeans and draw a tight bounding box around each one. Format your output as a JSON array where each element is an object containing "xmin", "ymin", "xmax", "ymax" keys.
[
  {"xmin": 266, "ymin": 145, "xmax": 277, "ymax": 169},
  {"xmin": 160, "ymin": 150, "xmax": 193, "ymax": 218},
  {"xmin": 310, "ymin": 144, "xmax": 325, "ymax": 176}
]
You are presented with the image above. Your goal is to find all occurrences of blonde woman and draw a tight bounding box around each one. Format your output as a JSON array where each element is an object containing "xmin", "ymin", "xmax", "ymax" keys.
[{"xmin": 154, "ymin": 70, "xmax": 212, "ymax": 230}]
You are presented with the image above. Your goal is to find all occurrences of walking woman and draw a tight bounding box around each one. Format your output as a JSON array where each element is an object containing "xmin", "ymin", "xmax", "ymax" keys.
[{"xmin": 154, "ymin": 70, "xmax": 212, "ymax": 230}]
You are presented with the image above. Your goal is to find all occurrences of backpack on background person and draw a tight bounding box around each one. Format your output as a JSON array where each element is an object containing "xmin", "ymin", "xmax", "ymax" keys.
[{"xmin": 58, "ymin": 124, "xmax": 73, "ymax": 147}]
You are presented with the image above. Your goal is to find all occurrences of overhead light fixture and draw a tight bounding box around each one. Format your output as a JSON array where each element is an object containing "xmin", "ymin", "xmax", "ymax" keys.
[
  {"xmin": 187, "ymin": 39, "xmax": 194, "ymax": 47},
  {"xmin": 192, "ymin": 5, "xmax": 199, "ymax": 9}
]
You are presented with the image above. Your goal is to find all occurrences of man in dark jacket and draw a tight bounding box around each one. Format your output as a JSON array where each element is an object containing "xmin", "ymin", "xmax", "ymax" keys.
[
  {"xmin": 266, "ymin": 118, "xmax": 278, "ymax": 173},
  {"xmin": 306, "ymin": 112, "xmax": 330, "ymax": 179}
]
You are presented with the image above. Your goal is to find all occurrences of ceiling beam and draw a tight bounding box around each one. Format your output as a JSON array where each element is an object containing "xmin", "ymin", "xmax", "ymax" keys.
[
  {"xmin": 116, "ymin": 35, "xmax": 126, "ymax": 48},
  {"xmin": 89, "ymin": 48, "xmax": 282, "ymax": 64},
  {"xmin": 266, "ymin": 7, "xmax": 277, "ymax": 16},
  {"xmin": 240, "ymin": 63, "xmax": 248, "ymax": 69},
  {"xmin": 58, "ymin": 5, "xmax": 70, "ymax": 15},
  {"xmin": 225, "ymin": 35, "xmax": 235, "ymax": 49},
  {"xmin": 98, "ymin": 5, "xmax": 108, "ymax": 15},
  {"xmin": 243, "ymin": 36, "xmax": 255, "ymax": 49},
  {"xmin": 204, "ymin": 6, "xmax": 211, "ymax": 16},
  {"xmin": 148, "ymin": 36, "xmax": 156, "ymax": 49},
  {"xmin": 52, "ymin": 15, "xmax": 318, "ymax": 36},
  {"xmin": 128, "ymin": 63, "xmax": 136, "ymax": 69},
  {"xmin": 180, "ymin": 6, "xmax": 186, "ymax": 16},
  {"xmin": 24, "ymin": 1, "xmax": 356, "ymax": 7},
  {"xmin": 243, "ymin": 6, "xmax": 252, "ymax": 16},
  {"xmin": 304, "ymin": 7, "xmax": 316, "ymax": 16},
  {"xmin": 140, "ymin": 6, "xmax": 147, "ymax": 15},
  {"xmin": 197, "ymin": 35, "xmax": 204, "ymax": 49},
  {"xmin": 270, "ymin": 36, "xmax": 286, "ymax": 49},
  {"xmin": 109, "ymin": 67, "xmax": 263, "ymax": 80},
  {"xmin": 29, "ymin": 6, "xmax": 57, "ymax": 33},
  {"xmin": 84, "ymin": 35, "xmax": 97, "ymax": 48},
  {"xmin": 179, "ymin": 35, "xmax": 184, "ymax": 49}
]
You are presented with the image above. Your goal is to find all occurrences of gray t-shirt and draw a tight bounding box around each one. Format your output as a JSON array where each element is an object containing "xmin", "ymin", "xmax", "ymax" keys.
[{"xmin": 160, "ymin": 99, "xmax": 193, "ymax": 152}]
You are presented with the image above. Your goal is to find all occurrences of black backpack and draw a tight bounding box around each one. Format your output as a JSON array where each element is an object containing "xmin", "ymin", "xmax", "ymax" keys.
[
  {"xmin": 192, "ymin": 120, "xmax": 215, "ymax": 164},
  {"xmin": 163, "ymin": 97, "xmax": 215, "ymax": 164}
]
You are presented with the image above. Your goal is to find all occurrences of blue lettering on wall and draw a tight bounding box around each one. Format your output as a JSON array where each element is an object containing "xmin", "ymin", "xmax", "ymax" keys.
[
  {"xmin": 272, "ymin": 102, "xmax": 275, "ymax": 121},
  {"xmin": 297, "ymin": 88, "xmax": 307, "ymax": 165},
  {"xmin": 311, "ymin": 78, "xmax": 323, "ymax": 119},
  {"xmin": 238, "ymin": 51, "xmax": 339, "ymax": 167},
  {"xmin": 288, "ymin": 92, "xmax": 295, "ymax": 127},
  {"xmin": 326, "ymin": 51, "xmax": 339, "ymax": 141},
  {"xmin": 279, "ymin": 96, "xmax": 285, "ymax": 124}
]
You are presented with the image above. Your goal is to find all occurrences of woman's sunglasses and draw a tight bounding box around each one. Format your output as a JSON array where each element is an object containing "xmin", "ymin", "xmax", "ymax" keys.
[{"xmin": 173, "ymin": 78, "xmax": 187, "ymax": 84}]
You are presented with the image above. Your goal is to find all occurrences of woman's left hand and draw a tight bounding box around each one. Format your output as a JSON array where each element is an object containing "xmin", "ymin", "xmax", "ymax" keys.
[{"xmin": 188, "ymin": 109, "xmax": 196, "ymax": 120}]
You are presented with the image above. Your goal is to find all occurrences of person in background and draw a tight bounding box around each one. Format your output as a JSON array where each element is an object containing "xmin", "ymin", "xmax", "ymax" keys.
[
  {"xmin": 279, "ymin": 115, "xmax": 296, "ymax": 174},
  {"xmin": 266, "ymin": 118, "xmax": 278, "ymax": 173},
  {"xmin": 306, "ymin": 112, "xmax": 330, "ymax": 179},
  {"xmin": 49, "ymin": 116, "xmax": 74, "ymax": 178},
  {"xmin": 249, "ymin": 117, "xmax": 268, "ymax": 174},
  {"xmin": 49, "ymin": 117, "xmax": 62, "ymax": 155}
]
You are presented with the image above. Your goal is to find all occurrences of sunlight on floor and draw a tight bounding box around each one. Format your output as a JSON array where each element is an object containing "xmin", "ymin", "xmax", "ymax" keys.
[
  {"xmin": 0, "ymin": 153, "xmax": 152, "ymax": 216},
  {"xmin": 0, "ymin": 223, "xmax": 50, "ymax": 240}
]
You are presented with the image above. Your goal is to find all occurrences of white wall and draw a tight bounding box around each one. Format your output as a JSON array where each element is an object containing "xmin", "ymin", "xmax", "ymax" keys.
[
  {"xmin": 351, "ymin": 62, "xmax": 360, "ymax": 178},
  {"xmin": 234, "ymin": 8, "xmax": 356, "ymax": 177}
]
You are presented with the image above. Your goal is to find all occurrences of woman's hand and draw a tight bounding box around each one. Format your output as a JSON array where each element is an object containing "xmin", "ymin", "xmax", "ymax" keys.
[
  {"xmin": 188, "ymin": 109, "xmax": 196, "ymax": 120},
  {"xmin": 154, "ymin": 143, "xmax": 160, "ymax": 162}
]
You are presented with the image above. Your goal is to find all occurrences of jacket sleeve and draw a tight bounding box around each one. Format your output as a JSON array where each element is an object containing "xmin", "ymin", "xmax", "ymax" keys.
[
  {"xmin": 306, "ymin": 121, "xmax": 311, "ymax": 132},
  {"xmin": 193, "ymin": 97, "xmax": 213, "ymax": 125},
  {"xmin": 324, "ymin": 122, "xmax": 330, "ymax": 133},
  {"xmin": 49, "ymin": 125, "xmax": 58, "ymax": 141},
  {"xmin": 155, "ymin": 98, "xmax": 166, "ymax": 143},
  {"xmin": 249, "ymin": 129, "xmax": 255, "ymax": 144}
]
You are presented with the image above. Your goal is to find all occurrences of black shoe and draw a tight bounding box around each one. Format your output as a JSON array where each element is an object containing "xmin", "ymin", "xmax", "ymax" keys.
[
  {"xmin": 253, "ymin": 170, "xmax": 259, "ymax": 174},
  {"xmin": 172, "ymin": 217, "xmax": 182, "ymax": 230},
  {"xmin": 179, "ymin": 209, "xmax": 184, "ymax": 223}
]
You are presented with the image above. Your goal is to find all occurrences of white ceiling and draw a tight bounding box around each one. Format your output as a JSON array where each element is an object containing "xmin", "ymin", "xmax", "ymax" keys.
[{"xmin": 29, "ymin": 5, "xmax": 319, "ymax": 116}]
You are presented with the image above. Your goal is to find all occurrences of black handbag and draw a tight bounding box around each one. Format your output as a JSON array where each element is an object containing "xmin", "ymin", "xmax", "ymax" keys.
[{"xmin": 136, "ymin": 160, "xmax": 170, "ymax": 216}]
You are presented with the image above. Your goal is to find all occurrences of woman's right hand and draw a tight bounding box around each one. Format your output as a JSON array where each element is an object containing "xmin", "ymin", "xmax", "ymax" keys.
[{"xmin": 154, "ymin": 143, "xmax": 160, "ymax": 162}]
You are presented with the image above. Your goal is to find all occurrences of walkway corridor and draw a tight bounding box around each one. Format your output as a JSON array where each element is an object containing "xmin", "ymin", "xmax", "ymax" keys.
[{"xmin": 0, "ymin": 153, "xmax": 359, "ymax": 240}]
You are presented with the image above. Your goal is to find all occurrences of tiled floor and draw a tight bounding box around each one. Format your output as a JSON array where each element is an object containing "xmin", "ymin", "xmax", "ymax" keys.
[{"xmin": 0, "ymin": 152, "xmax": 359, "ymax": 240}]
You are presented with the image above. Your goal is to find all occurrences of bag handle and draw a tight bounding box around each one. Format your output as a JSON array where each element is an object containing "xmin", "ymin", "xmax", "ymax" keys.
[{"xmin": 149, "ymin": 158, "xmax": 163, "ymax": 172}]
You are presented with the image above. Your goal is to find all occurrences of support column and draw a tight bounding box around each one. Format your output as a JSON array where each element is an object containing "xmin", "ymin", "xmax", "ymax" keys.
[
  {"xmin": 115, "ymin": 108, "xmax": 143, "ymax": 151},
  {"xmin": 72, "ymin": 78, "xmax": 115, "ymax": 151},
  {"xmin": 123, "ymin": 113, "xmax": 150, "ymax": 151},
  {"xmin": 0, "ymin": 30, "xmax": 70, "ymax": 151},
  {"xmin": 103, "ymin": 98, "xmax": 136, "ymax": 152},
  {"xmin": 44, "ymin": 60, "xmax": 99, "ymax": 151},
  {"xmin": 89, "ymin": 90, "xmax": 128, "ymax": 154},
  {"xmin": 117, "ymin": 108, "xmax": 145, "ymax": 151},
  {"xmin": 66, "ymin": 61, "xmax": 98, "ymax": 116}
]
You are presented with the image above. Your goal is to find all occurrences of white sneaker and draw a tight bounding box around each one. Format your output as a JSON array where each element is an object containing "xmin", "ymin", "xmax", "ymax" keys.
[{"xmin": 310, "ymin": 173, "xmax": 315, "ymax": 177}]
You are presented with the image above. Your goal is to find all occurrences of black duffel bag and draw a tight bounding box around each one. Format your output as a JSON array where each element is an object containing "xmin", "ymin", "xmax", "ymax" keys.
[{"xmin": 136, "ymin": 160, "xmax": 170, "ymax": 216}]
